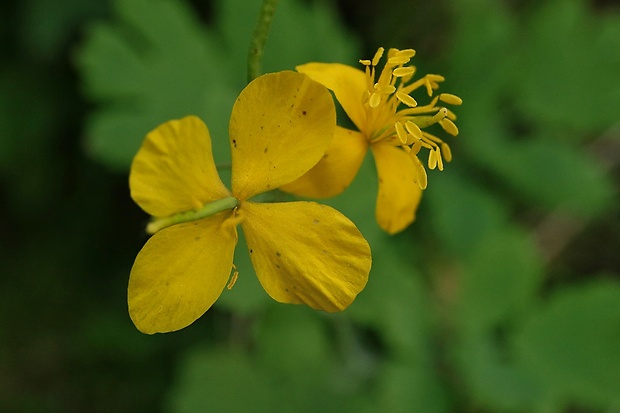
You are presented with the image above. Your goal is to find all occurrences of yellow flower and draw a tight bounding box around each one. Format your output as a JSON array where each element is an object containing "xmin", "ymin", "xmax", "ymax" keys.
[
  {"xmin": 281, "ymin": 47, "xmax": 462, "ymax": 234},
  {"xmin": 128, "ymin": 71, "xmax": 371, "ymax": 334}
]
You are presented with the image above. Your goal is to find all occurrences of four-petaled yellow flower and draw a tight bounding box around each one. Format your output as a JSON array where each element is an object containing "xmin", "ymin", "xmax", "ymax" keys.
[
  {"xmin": 128, "ymin": 71, "xmax": 371, "ymax": 334},
  {"xmin": 281, "ymin": 47, "xmax": 463, "ymax": 234}
]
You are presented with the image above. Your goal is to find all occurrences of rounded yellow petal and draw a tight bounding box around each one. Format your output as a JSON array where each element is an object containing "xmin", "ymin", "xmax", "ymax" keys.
[
  {"xmin": 371, "ymin": 142, "xmax": 423, "ymax": 234},
  {"xmin": 296, "ymin": 62, "xmax": 368, "ymax": 132},
  {"xmin": 128, "ymin": 213, "xmax": 237, "ymax": 334},
  {"xmin": 280, "ymin": 127, "xmax": 368, "ymax": 198},
  {"xmin": 129, "ymin": 116, "xmax": 231, "ymax": 218},
  {"xmin": 230, "ymin": 71, "xmax": 336, "ymax": 200},
  {"xmin": 240, "ymin": 201, "xmax": 371, "ymax": 312}
]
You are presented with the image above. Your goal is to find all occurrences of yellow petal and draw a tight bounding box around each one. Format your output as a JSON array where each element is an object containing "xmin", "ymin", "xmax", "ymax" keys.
[
  {"xmin": 230, "ymin": 71, "xmax": 336, "ymax": 201},
  {"xmin": 240, "ymin": 201, "xmax": 371, "ymax": 312},
  {"xmin": 279, "ymin": 127, "xmax": 368, "ymax": 198},
  {"xmin": 129, "ymin": 116, "xmax": 231, "ymax": 218},
  {"xmin": 371, "ymin": 142, "xmax": 423, "ymax": 234},
  {"xmin": 297, "ymin": 62, "xmax": 367, "ymax": 132},
  {"xmin": 128, "ymin": 213, "xmax": 237, "ymax": 334}
]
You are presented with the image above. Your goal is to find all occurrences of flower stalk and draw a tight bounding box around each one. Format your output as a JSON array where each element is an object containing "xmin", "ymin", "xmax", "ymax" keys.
[
  {"xmin": 146, "ymin": 196, "xmax": 238, "ymax": 234},
  {"xmin": 247, "ymin": 0, "xmax": 279, "ymax": 83}
]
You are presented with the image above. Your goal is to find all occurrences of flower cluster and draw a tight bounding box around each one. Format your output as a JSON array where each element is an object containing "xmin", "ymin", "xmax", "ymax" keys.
[{"xmin": 128, "ymin": 48, "xmax": 461, "ymax": 333}]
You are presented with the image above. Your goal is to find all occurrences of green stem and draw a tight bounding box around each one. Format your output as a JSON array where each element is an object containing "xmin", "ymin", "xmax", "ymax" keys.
[
  {"xmin": 247, "ymin": 0, "xmax": 279, "ymax": 83},
  {"xmin": 146, "ymin": 196, "xmax": 238, "ymax": 234}
]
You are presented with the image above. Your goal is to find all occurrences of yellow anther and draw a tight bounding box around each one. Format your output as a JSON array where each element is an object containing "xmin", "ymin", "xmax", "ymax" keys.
[
  {"xmin": 427, "ymin": 74, "xmax": 446, "ymax": 82},
  {"xmin": 359, "ymin": 59, "xmax": 371, "ymax": 66},
  {"xmin": 227, "ymin": 265, "xmax": 238, "ymax": 290},
  {"xmin": 394, "ymin": 49, "xmax": 416, "ymax": 60},
  {"xmin": 424, "ymin": 79, "xmax": 434, "ymax": 96},
  {"xmin": 395, "ymin": 122, "xmax": 408, "ymax": 144},
  {"xmin": 369, "ymin": 92, "xmax": 382, "ymax": 108},
  {"xmin": 439, "ymin": 118, "xmax": 459, "ymax": 136},
  {"xmin": 413, "ymin": 156, "xmax": 428, "ymax": 189},
  {"xmin": 441, "ymin": 142, "xmax": 452, "ymax": 162},
  {"xmin": 393, "ymin": 67, "xmax": 415, "ymax": 77},
  {"xmin": 436, "ymin": 147, "xmax": 444, "ymax": 171},
  {"xmin": 411, "ymin": 139, "xmax": 423, "ymax": 155},
  {"xmin": 375, "ymin": 83, "xmax": 396, "ymax": 94},
  {"xmin": 388, "ymin": 55, "xmax": 411, "ymax": 65},
  {"xmin": 428, "ymin": 149, "xmax": 438, "ymax": 170},
  {"xmin": 396, "ymin": 91, "xmax": 417, "ymax": 107},
  {"xmin": 439, "ymin": 93, "xmax": 463, "ymax": 105},
  {"xmin": 371, "ymin": 47, "xmax": 384, "ymax": 66},
  {"xmin": 405, "ymin": 121, "xmax": 423, "ymax": 139}
]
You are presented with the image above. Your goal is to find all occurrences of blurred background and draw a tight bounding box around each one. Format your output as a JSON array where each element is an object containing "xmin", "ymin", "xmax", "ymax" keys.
[{"xmin": 1, "ymin": 0, "xmax": 619, "ymax": 411}]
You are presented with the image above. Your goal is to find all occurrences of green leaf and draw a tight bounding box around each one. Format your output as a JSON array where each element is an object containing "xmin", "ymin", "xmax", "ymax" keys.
[
  {"xmin": 515, "ymin": 279, "xmax": 620, "ymax": 408},
  {"xmin": 517, "ymin": 0, "xmax": 620, "ymax": 133},
  {"xmin": 456, "ymin": 334, "xmax": 546, "ymax": 411},
  {"xmin": 456, "ymin": 228, "xmax": 543, "ymax": 332},
  {"xmin": 165, "ymin": 346, "xmax": 273, "ymax": 413},
  {"xmin": 77, "ymin": 0, "xmax": 238, "ymax": 170},
  {"xmin": 255, "ymin": 305, "xmax": 330, "ymax": 376},
  {"xmin": 491, "ymin": 136, "xmax": 614, "ymax": 218},
  {"xmin": 424, "ymin": 170, "xmax": 508, "ymax": 259},
  {"xmin": 375, "ymin": 361, "xmax": 451, "ymax": 413}
]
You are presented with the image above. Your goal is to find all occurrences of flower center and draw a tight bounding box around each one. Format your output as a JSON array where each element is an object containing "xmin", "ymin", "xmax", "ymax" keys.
[{"xmin": 359, "ymin": 47, "xmax": 463, "ymax": 189}]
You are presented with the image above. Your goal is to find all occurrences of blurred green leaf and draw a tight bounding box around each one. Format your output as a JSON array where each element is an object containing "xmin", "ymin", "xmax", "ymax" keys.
[
  {"xmin": 425, "ymin": 171, "xmax": 508, "ymax": 259},
  {"xmin": 375, "ymin": 361, "xmax": 451, "ymax": 413},
  {"xmin": 456, "ymin": 334, "xmax": 545, "ymax": 411},
  {"xmin": 19, "ymin": 0, "xmax": 108, "ymax": 61},
  {"xmin": 517, "ymin": 0, "xmax": 620, "ymax": 133},
  {"xmin": 77, "ymin": 0, "xmax": 237, "ymax": 170},
  {"xmin": 454, "ymin": 226, "xmax": 543, "ymax": 333},
  {"xmin": 165, "ymin": 346, "xmax": 274, "ymax": 413},
  {"xmin": 256, "ymin": 305, "xmax": 331, "ymax": 376},
  {"xmin": 515, "ymin": 279, "xmax": 620, "ymax": 408},
  {"xmin": 491, "ymin": 136, "xmax": 614, "ymax": 218}
]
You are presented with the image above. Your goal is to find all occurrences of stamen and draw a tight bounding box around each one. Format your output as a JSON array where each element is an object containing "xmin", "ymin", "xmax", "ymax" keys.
[
  {"xmin": 396, "ymin": 92, "xmax": 417, "ymax": 107},
  {"xmin": 439, "ymin": 118, "xmax": 459, "ymax": 136},
  {"xmin": 439, "ymin": 93, "xmax": 463, "ymax": 105},
  {"xmin": 428, "ymin": 149, "xmax": 438, "ymax": 170},
  {"xmin": 359, "ymin": 59, "xmax": 371, "ymax": 66},
  {"xmin": 371, "ymin": 47, "xmax": 384, "ymax": 66},
  {"xmin": 394, "ymin": 49, "xmax": 416, "ymax": 59},
  {"xmin": 412, "ymin": 156, "xmax": 428, "ymax": 189},
  {"xmin": 395, "ymin": 122, "xmax": 408, "ymax": 144},
  {"xmin": 441, "ymin": 142, "xmax": 452, "ymax": 162},
  {"xmin": 375, "ymin": 83, "xmax": 396, "ymax": 94},
  {"xmin": 411, "ymin": 139, "xmax": 423, "ymax": 155},
  {"xmin": 393, "ymin": 67, "xmax": 415, "ymax": 77},
  {"xmin": 436, "ymin": 147, "xmax": 444, "ymax": 171},
  {"xmin": 227, "ymin": 264, "xmax": 238, "ymax": 290},
  {"xmin": 369, "ymin": 92, "xmax": 382, "ymax": 108},
  {"xmin": 405, "ymin": 121, "xmax": 423, "ymax": 140}
]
